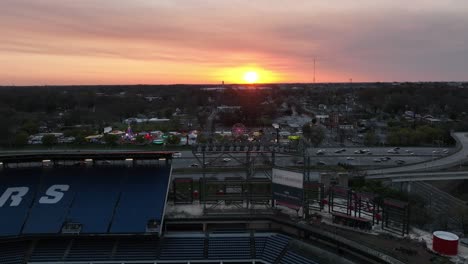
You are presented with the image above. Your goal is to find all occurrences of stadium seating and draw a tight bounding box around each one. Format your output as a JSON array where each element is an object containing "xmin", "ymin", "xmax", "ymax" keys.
[
  {"xmin": 65, "ymin": 238, "xmax": 115, "ymax": 261},
  {"xmin": 159, "ymin": 236, "xmax": 205, "ymax": 260},
  {"xmin": 110, "ymin": 167, "xmax": 171, "ymax": 233},
  {"xmin": 0, "ymin": 165, "xmax": 318, "ymax": 264},
  {"xmin": 23, "ymin": 169, "xmax": 78, "ymax": 234},
  {"xmin": 29, "ymin": 239, "xmax": 69, "ymax": 262},
  {"xmin": 0, "ymin": 240, "xmax": 29, "ymax": 264},
  {"xmin": 113, "ymin": 236, "xmax": 159, "ymax": 261},
  {"xmin": 67, "ymin": 168, "xmax": 122, "ymax": 233},
  {"xmin": 1, "ymin": 232, "xmax": 320, "ymax": 263},
  {"xmin": 0, "ymin": 169, "xmax": 41, "ymax": 236},
  {"xmin": 0, "ymin": 167, "xmax": 172, "ymax": 236},
  {"xmin": 254, "ymin": 234, "xmax": 268, "ymax": 258},
  {"xmin": 280, "ymin": 250, "xmax": 318, "ymax": 264},
  {"xmin": 208, "ymin": 235, "xmax": 251, "ymax": 260},
  {"xmin": 261, "ymin": 234, "xmax": 291, "ymax": 263}
]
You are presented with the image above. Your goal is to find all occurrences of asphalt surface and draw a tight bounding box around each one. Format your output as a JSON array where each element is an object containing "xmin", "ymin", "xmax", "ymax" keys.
[
  {"xmin": 366, "ymin": 132, "xmax": 468, "ymax": 175},
  {"xmin": 1, "ymin": 133, "xmax": 466, "ymax": 176}
]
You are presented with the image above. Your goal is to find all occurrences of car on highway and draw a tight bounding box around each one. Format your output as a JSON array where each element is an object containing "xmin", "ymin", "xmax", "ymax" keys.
[
  {"xmin": 317, "ymin": 161, "xmax": 326, "ymax": 166},
  {"xmin": 222, "ymin": 158, "xmax": 231, "ymax": 162},
  {"xmin": 334, "ymin": 148, "xmax": 346, "ymax": 153},
  {"xmin": 152, "ymin": 139, "xmax": 164, "ymax": 145},
  {"xmin": 346, "ymin": 157, "xmax": 354, "ymax": 160},
  {"xmin": 172, "ymin": 152, "xmax": 182, "ymax": 158},
  {"xmin": 316, "ymin": 149, "xmax": 326, "ymax": 155},
  {"xmin": 296, "ymin": 160, "xmax": 304, "ymax": 165},
  {"xmin": 387, "ymin": 149, "xmax": 399, "ymax": 154},
  {"xmin": 194, "ymin": 153, "xmax": 202, "ymax": 157},
  {"xmin": 190, "ymin": 163, "xmax": 199, "ymax": 167},
  {"xmin": 443, "ymin": 149, "xmax": 449, "ymax": 154},
  {"xmin": 395, "ymin": 160, "xmax": 406, "ymax": 165},
  {"xmin": 373, "ymin": 158, "xmax": 381, "ymax": 163}
]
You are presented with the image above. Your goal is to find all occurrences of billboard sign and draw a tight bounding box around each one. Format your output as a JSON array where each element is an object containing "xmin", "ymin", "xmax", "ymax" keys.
[{"xmin": 272, "ymin": 168, "xmax": 304, "ymax": 209}]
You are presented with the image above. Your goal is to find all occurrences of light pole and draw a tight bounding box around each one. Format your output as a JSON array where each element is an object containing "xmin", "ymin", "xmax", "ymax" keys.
[{"xmin": 272, "ymin": 123, "xmax": 280, "ymax": 143}]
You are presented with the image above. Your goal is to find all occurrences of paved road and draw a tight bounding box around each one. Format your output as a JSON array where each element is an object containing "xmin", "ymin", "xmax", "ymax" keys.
[
  {"xmin": 367, "ymin": 171, "xmax": 468, "ymax": 181},
  {"xmin": 366, "ymin": 132, "xmax": 468, "ymax": 176},
  {"xmin": 0, "ymin": 133, "xmax": 463, "ymax": 172},
  {"xmin": 0, "ymin": 146, "xmax": 453, "ymax": 169}
]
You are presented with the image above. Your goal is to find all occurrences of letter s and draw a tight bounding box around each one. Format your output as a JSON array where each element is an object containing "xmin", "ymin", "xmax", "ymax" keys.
[
  {"xmin": 39, "ymin": 184, "xmax": 69, "ymax": 204},
  {"xmin": 0, "ymin": 187, "xmax": 29, "ymax": 207}
]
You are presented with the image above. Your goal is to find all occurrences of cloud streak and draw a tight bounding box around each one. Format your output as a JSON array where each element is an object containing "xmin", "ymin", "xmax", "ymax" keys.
[{"xmin": 1, "ymin": 0, "xmax": 467, "ymax": 84}]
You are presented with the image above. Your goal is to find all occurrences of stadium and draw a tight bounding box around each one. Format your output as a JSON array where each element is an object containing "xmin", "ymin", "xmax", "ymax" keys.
[{"xmin": 0, "ymin": 151, "xmax": 404, "ymax": 264}]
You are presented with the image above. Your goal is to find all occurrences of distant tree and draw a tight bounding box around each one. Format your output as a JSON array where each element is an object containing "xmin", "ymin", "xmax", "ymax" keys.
[
  {"xmin": 302, "ymin": 123, "xmax": 325, "ymax": 147},
  {"xmin": 364, "ymin": 131, "xmax": 377, "ymax": 146},
  {"xmin": 21, "ymin": 121, "xmax": 39, "ymax": 135},
  {"xmin": 103, "ymin": 134, "xmax": 119, "ymax": 146},
  {"xmin": 166, "ymin": 135, "xmax": 181, "ymax": 145},
  {"xmin": 73, "ymin": 135, "xmax": 86, "ymax": 145},
  {"xmin": 42, "ymin": 134, "xmax": 58, "ymax": 147},
  {"xmin": 197, "ymin": 134, "xmax": 208, "ymax": 144},
  {"xmin": 14, "ymin": 132, "xmax": 29, "ymax": 147},
  {"xmin": 135, "ymin": 135, "xmax": 146, "ymax": 144}
]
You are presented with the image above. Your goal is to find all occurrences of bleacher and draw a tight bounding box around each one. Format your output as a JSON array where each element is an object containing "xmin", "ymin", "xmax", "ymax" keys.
[
  {"xmin": 0, "ymin": 165, "xmax": 319, "ymax": 264},
  {"xmin": 0, "ymin": 233, "xmax": 319, "ymax": 264},
  {"xmin": 29, "ymin": 239, "xmax": 69, "ymax": 262},
  {"xmin": 208, "ymin": 234, "xmax": 251, "ymax": 260},
  {"xmin": 0, "ymin": 240, "xmax": 29, "ymax": 264},
  {"xmin": 280, "ymin": 250, "xmax": 318, "ymax": 264},
  {"xmin": 66, "ymin": 238, "xmax": 116, "ymax": 262},
  {"xmin": 0, "ymin": 167, "xmax": 171, "ymax": 236},
  {"xmin": 261, "ymin": 234, "xmax": 291, "ymax": 263},
  {"xmin": 159, "ymin": 236, "xmax": 205, "ymax": 260},
  {"xmin": 113, "ymin": 236, "xmax": 159, "ymax": 261}
]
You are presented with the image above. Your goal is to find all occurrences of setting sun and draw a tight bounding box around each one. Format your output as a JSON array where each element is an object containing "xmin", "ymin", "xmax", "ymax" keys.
[
  {"xmin": 243, "ymin": 71, "xmax": 259, "ymax": 83},
  {"xmin": 213, "ymin": 66, "xmax": 281, "ymax": 84}
]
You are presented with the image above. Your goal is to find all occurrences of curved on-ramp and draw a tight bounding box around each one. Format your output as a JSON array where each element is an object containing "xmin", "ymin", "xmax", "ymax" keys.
[{"xmin": 366, "ymin": 132, "xmax": 468, "ymax": 176}]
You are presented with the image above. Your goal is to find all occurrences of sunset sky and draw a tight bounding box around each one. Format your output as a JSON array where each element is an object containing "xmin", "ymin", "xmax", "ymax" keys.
[{"xmin": 1, "ymin": 0, "xmax": 467, "ymax": 85}]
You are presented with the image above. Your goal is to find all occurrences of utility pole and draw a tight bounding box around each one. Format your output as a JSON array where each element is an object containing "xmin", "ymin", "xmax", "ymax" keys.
[{"xmin": 313, "ymin": 58, "xmax": 316, "ymax": 83}]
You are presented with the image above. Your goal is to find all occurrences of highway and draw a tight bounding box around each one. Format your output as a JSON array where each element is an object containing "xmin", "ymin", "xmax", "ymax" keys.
[
  {"xmin": 365, "ymin": 132, "xmax": 468, "ymax": 176},
  {"xmin": 1, "ymin": 133, "xmax": 466, "ymax": 177},
  {"xmin": 0, "ymin": 146, "xmax": 456, "ymax": 169}
]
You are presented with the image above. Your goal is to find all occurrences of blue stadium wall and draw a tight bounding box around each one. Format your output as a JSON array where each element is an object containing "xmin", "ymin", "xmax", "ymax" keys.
[{"xmin": 0, "ymin": 166, "xmax": 171, "ymax": 237}]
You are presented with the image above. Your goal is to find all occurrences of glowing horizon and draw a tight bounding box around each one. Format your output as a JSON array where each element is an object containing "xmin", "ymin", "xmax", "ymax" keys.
[{"xmin": 1, "ymin": 0, "xmax": 468, "ymax": 85}]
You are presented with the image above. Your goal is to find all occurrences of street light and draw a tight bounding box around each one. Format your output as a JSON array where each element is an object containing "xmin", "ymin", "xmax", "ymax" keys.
[{"xmin": 272, "ymin": 123, "xmax": 280, "ymax": 143}]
